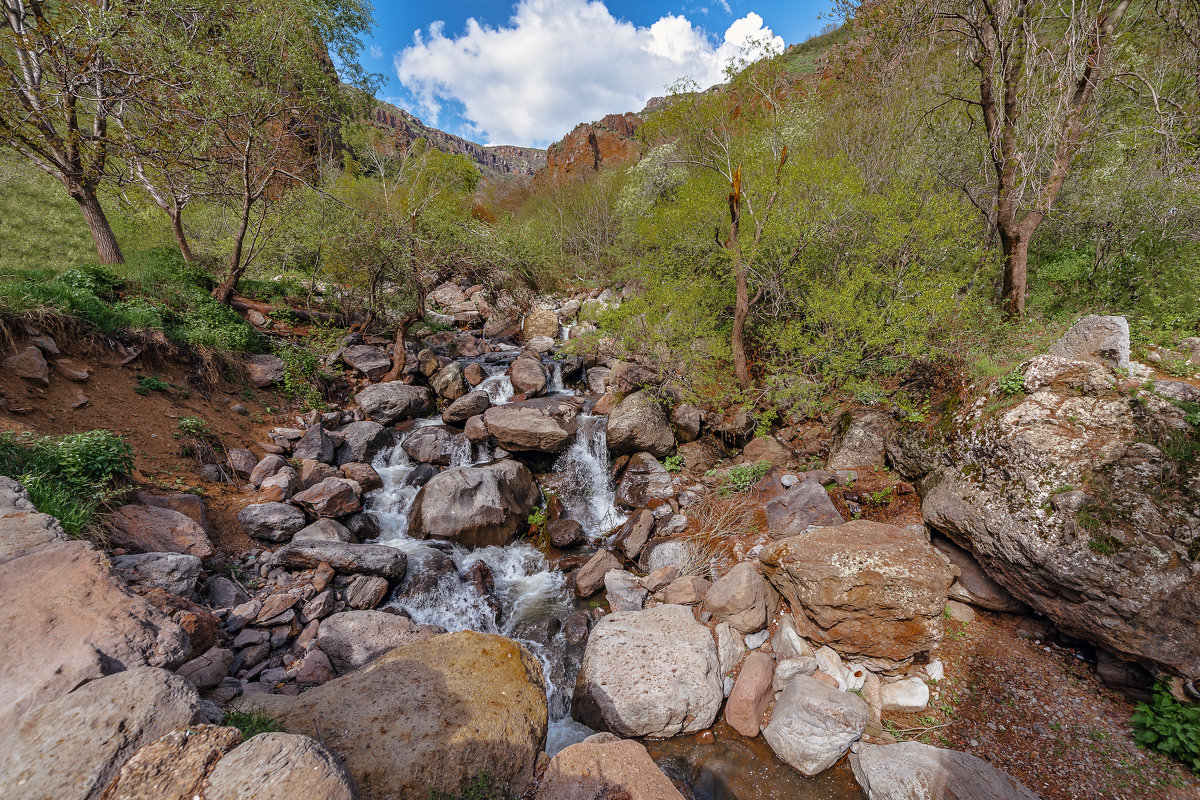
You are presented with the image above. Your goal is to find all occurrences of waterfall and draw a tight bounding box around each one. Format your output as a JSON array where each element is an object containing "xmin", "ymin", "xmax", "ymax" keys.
[
  {"xmin": 547, "ymin": 360, "xmax": 564, "ymax": 394},
  {"xmin": 550, "ymin": 414, "xmax": 626, "ymax": 541},
  {"xmin": 479, "ymin": 365, "xmax": 514, "ymax": 404}
]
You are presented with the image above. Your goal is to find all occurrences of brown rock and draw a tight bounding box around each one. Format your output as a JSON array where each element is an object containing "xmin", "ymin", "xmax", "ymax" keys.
[
  {"xmin": 642, "ymin": 565, "xmax": 680, "ymax": 593},
  {"xmin": 300, "ymin": 459, "xmax": 340, "ymax": 488},
  {"xmin": 725, "ymin": 651, "xmax": 775, "ymax": 737},
  {"xmin": 100, "ymin": 724, "xmax": 242, "ymax": 800},
  {"xmin": 204, "ymin": 732, "xmax": 359, "ymax": 800},
  {"xmin": 110, "ymin": 505, "xmax": 214, "ymax": 558},
  {"xmin": 55, "ymin": 358, "xmax": 92, "ymax": 382},
  {"xmin": 295, "ymin": 650, "xmax": 337, "ymax": 686},
  {"xmin": 293, "ymin": 478, "xmax": 362, "ymax": 518},
  {"xmin": 661, "ymin": 575, "xmax": 710, "ymax": 605},
  {"xmin": 547, "ymin": 518, "xmax": 585, "ymax": 549},
  {"xmin": 759, "ymin": 521, "xmax": 955, "ymax": 669},
  {"xmin": 256, "ymin": 593, "xmax": 301, "ymax": 624},
  {"xmin": 134, "ymin": 492, "xmax": 209, "ymax": 531},
  {"xmin": 743, "ymin": 436, "xmax": 793, "ymax": 466},
  {"xmin": 702, "ymin": 562, "xmax": 778, "ymax": 634},
  {"xmin": 5, "ymin": 345, "xmax": 49, "ymax": 385},
  {"xmin": 575, "ymin": 549, "xmax": 621, "ymax": 598},
  {"xmin": 245, "ymin": 354, "xmax": 286, "ymax": 388},
  {"xmin": 521, "ymin": 308, "xmax": 561, "ymax": 340},
  {"xmin": 463, "ymin": 363, "xmax": 486, "ymax": 386},
  {"xmin": 313, "ymin": 562, "xmax": 335, "ymax": 592},
  {"xmin": 140, "ymin": 589, "xmax": 219, "ymax": 658},
  {"xmin": 535, "ymin": 737, "xmax": 684, "ymax": 800},
  {"xmin": 343, "ymin": 574, "xmax": 389, "ymax": 609}
]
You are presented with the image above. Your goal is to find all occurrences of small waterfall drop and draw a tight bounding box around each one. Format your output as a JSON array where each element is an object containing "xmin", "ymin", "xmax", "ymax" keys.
[{"xmin": 550, "ymin": 414, "xmax": 626, "ymax": 541}]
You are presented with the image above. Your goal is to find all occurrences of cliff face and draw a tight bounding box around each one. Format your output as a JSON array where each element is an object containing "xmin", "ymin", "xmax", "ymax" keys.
[
  {"xmin": 540, "ymin": 112, "xmax": 643, "ymax": 184},
  {"xmin": 370, "ymin": 102, "xmax": 546, "ymax": 176}
]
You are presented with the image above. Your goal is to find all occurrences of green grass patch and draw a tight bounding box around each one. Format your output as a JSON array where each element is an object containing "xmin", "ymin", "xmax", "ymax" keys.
[
  {"xmin": 0, "ymin": 429, "xmax": 134, "ymax": 535},
  {"xmin": 221, "ymin": 710, "xmax": 282, "ymax": 739}
]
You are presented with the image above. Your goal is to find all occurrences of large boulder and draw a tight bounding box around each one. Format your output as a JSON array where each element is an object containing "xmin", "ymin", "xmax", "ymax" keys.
[
  {"xmin": 572, "ymin": 604, "xmax": 723, "ymax": 738},
  {"xmin": 931, "ymin": 535, "xmax": 1026, "ymax": 613},
  {"xmin": 759, "ymin": 521, "xmax": 954, "ymax": 670},
  {"xmin": 482, "ymin": 398, "xmax": 580, "ymax": 454},
  {"xmin": 442, "ymin": 391, "xmax": 491, "ymax": 425},
  {"xmin": 0, "ymin": 539, "xmax": 190, "ymax": 731},
  {"xmin": 293, "ymin": 477, "xmax": 362, "ymax": 518},
  {"xmin": 522, "ymin": 308, "xmax": 561, "ymax": 340},
  {"xmin": 109, "ymin": 505, "xmax": 214, "ymax": 558},
  {"xmin": 0, "ymin": 475, "xmax": 68, "ymax": 560},
  {"xmin": 510, "ymin": 355, "xmax": 549, "ymax": 398},
  {"xmin": 606, "ymin": 390, "xmax": 675, "ymax": 457},
  {"xmin": 273, "ymin": 541, "xmax": 408, "ymax": 579},
  {"xmin": 616, "ymin": 452, "xmax": 675, "ymax": 510},
  {"xmin": 762, "ymin": 674, "xmax": 869, "ymax": 776},
  {"xmin": 921, "ymin": 353, "xmax": 1200, "ymax": 677},
  {"xmin": 205, "ymin": 732, "xmax": 359, "ymax": 800},
  {"xmin": 1049, "ymin": 314, "xmax": 1130, "ymax": 370},
  {"xmin": 827, "ymin": 410, "xmax": 894, "ymax": 470},
  {"xmin": 293, "ymin": 425, "xmax": 335, "ymax": 464},
  {"xmin": 341, "ymin": 344, "xmax": 392, "ymax": 380},
  {"xmin": 101, "ymin": 724, "xmax": 242, "ymax": 800},
  {"xmin": 702, "ymin": 561, "xmax": 779, "ymax": 634},
  {"xmin": 0, "ymin": 668, "xmax": 205, "ymax": 800},
  {"xmin": 317, "ymin": 610, "xmax": 442, "ymax": 673},
  {"xmin": 111, "ymin": 552, "xmax": 203, "ymax": 597},
  {"xmin": 335, "ymin": 421, "xmax": 393, "ymax": 466},
  {"xmin": 245, "ymin": 354, "xmax": 285, "ymax": 388},
  {"xmin": 407, "ymin": 459, "xmax": 540, "ymax": 548},
  {"xmin": 402, "ymin": 425, "xmax": 460, "ymax": 465},
  {"xmin": 237, "ymin": 502, "xmax": 306, "ymax": 542},
  {"xmin": 355, "ymin": 383, "xmax": 435, "ymax": 424},
  {"xmin": 764, "ymin": 479, "xmax": 844, "ymax": 538},
  {"xmin": 850, "ymin": 741, "xmax": 1042, "ymax": 800},
  {"xmin": 238, "ymin": 631, "xmax": 547, "ymax": 800},
  {"xmin": 431, "ymin": 361, "xmax": 468, "ymax": 401},
  {"xmin": 535, "ymin": 736, "xmax": 685, "ymax": 800}
]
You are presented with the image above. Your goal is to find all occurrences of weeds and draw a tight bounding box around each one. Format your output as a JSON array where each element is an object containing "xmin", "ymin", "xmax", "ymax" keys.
[
  {"xmin": 663, "ymin": 454, "xmax": 684, "ymax": 473},
  {"xmin": 429, "ymin": 772, "xmax": 506, "ymax": 800},
  {"xmin": 222, "ymin": 710, "xmax": 282, "ymax": 739},
  {"xmin": 135, "ymin": 374, "xmax": 170, "ymax": 395},
  {"xmin": 1132, "ymin": 683, "xmax": 1200, "ymax": 773},
  {"xmin": 998, "ymin": 367, "xmax": 1027, "ymax": 397}
]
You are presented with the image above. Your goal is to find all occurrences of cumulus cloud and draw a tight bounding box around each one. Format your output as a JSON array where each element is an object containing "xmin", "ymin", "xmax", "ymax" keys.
[{"xmin": 394, "ymin": 0, "xmax": 782, "ymax": 147}]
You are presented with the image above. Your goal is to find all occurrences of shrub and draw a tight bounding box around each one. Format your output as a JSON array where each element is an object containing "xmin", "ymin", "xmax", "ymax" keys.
[
  {"xmin": 663, "ymin": 454, "xmax": 684, "ymax": 473},
  {"xmin": 726, "ymin": 461, "xmax": 771, "ymax": 493},
  {"xmin": 998, "ymin": 368, "xmax": 1026, "ymax": 397},
  {"xmin": 53, "ymin": 430, "xmax": 134, "ymax": 486},
  {"xmin": 175, "ymin": 416, "xmax": 209, "ymax": 439},
  {"xmin": 135, "ymin": 375, "xmax": 171, "ymax": 396},
  {"xmin": 1132, "ymin": 682, "xmax": 1200, "ymax": 772}
]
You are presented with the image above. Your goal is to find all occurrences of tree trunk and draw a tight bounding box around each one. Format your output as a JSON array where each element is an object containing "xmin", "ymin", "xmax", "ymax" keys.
[
  {"xmin": 1000, "ymin": 229, "xmax": 1030, "ymax": 318},
  {"xmin": 213, "ymin": 196, "xmax": 253, "ymax": 305},
  {"xmin": 72, "ymin": 187, "xmax": 124, "ymax": 265},
  {"xmin": 170, "ymin": 203, "xmax": 195, "ymax": 263},
  {"xmin": 381, "ymin": 315, "xmax": 417, "ymax": 383}
]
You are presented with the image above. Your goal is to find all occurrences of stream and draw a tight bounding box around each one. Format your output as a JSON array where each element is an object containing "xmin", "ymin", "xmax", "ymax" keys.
[{"xmin": 363, "ymin": 356, "xmax": 865, "ymax": 799}]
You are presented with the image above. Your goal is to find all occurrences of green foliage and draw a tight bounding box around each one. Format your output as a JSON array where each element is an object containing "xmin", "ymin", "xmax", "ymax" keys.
[
  {"xmin": 135, "ymin": 375, "xmax": 171, "ymax": 396},
  {"xmin": 175, "ymin": 416, "xmax": 209, "ymax": 439},
  {"xmin": 0, "ymin": 430, "xmax": 133, "ymax": 535},
  {"xmin": 1132, "ymin": 683, "xmax": 1200, "ymax": 773},
  {"xmin": 275, "ymin": 346, "xmax": 325, "ymax": 410},
  {"xmin": 998, "ymin": 368, "xmax": 1027, "ymax": 397},
  {"xmin": 221, "ymin": 710, "xmax": 282, "ymax": 739},
  {"xmin": 726, "ymin": 461, "xmax": 772, "ymax": 493},
  {"xmin": 429, "ymin": 773, "xmax": 506, "ymax": 800},
  {"xmin": 1162, "ymin": 358, "xmax": 1194, "ymax": 378},
  {"xmin": 663, "ymin": 454, "xmax": 684, "ymax": 473},
  {"xmin": 526, "ymin": 505, "xmax": 548, "ymax": 530}
]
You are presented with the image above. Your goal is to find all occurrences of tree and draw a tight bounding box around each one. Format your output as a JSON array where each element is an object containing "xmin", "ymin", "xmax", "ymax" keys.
[
  {"xmin": 638, "ymin": 42, "xmax": 799, "ymax": 389},
  {"xmin": 0, "ymin": 0, "xmax": 140, "ymax": 263}
]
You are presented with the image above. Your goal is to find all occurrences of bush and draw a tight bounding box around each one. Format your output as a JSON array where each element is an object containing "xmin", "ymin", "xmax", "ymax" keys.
[
  {"xmin": 1132, "ymin": 682, "xmax": 1200, "ymax": 772},
  {"xmin": 726, "ymin": 461, "xmax": 772, "ymax": 493},
  {"xmin": 998, "ymin": 368, "xmax": 1027, "ymax": 396}
]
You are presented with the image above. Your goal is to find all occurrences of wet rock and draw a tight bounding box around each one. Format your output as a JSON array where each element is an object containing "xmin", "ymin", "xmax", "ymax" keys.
[
  {"xmin": 510, "ymin": 355, "xmax": 549, "ymax": 397},
  {"xmin": 355, "ymin": 383, "xmax": 435, "ymax": 424},
  {"xmin": 725, "ymin": 651, "xmax": 775, "ymax": 737},
  {"xmin": 442, "ymin": 390, "xmax": 491, "ymax": 425},
  {"xmin": 112, "ymin": 552, "xmax": 203, "ymax": 597},
  {"xmin": 246, "ymin": 354, "xmax": 286, "ymax": 388},
  {"xmin": 827, "ymin": 411, "xmax": 894, "ymax": 471},
  {"xmin": 547, "ymin": 518, "xmax": 585, "ymax": 549},
  {"xmin": 403, "ymin": 463, "xmax": 439, "ymax": 488},
  {"xmin": 0, "ymin": 668, "xmax": 204, "ymax": 800},
  {"xmin": 614, "ymin": 508, "xmax": 655, "ymax": 560},
  {"xmin": 1050, "ymin": 314, "xmax": 1130, "ymax": 370},
  {"xmin": 607, "ymin": 391, "xmax": 675, "ymax": 458},
  {"xmin": 250, "ymin": 454, "xmax": 289, "ymax": 487},
  {"xmin": 764, "ymin": 479, "xmax": 844, "ymax": 538},
  {"xmin": 294, "ymin": 518, "xmax": 356, "ymax": 543},
  {"xmin": 575, "ymin": 549, "xmax": 622, "ymax": 598},
  {"xmin": 408, "ymin": 459, "xmax": 540, "ymax": 549},
  {"xmin": 343, "ymin": 512, "xmax": 380, "ymax": 542},
  {"xmin": 535, "ymin": 738, "xmax": 684, "ymax": 800},
  {"xmin": 616, "ymin": 452, "xmax": 674, "ymax": 510},
  {"xmin": 605, "ymin": 569, "xmax": 647, "ymax": 611},
  {"xmin": 240, "ymin": 631, "xmax": 546, "ymax": 800},
  {"xmin": 238, "ymin": 502, "xmax": 307, "ymax": 542},
  {"xmin": 293, "ymin": 425, "xmax": 335, "ymax": 464},
  {"xmin": 760, "ymin": 521, "xmax": 954, "ymax": 670},
  {"xmin": 850, "ymin": 741, "xmax": 1041, "ymax": 800},
  {"xmin": 482, "ymin": 399, "xmax": 579, "ymax": 454},
  {"xmin": 573, "ymin": 604, "xmax": 723, "ymax": 738},
  {"xmin": 293, "ymin": 478, "xmax": 362, "ymax": 519},
  {"xmin": 334, "ymin": 421, "xmax": 392, "ymax": 466},
  {"xmin": 100, "ymin": 723, "xmax": 242, "ymax": 800},
  {"xmin": 317, "ymin": 610, "xmax": 443, "ymax": 673},
  {"xmin": 341, "ymin": 344, "xmax": 392, "ymax": 379},
  {"xmin": 110, "ymin": 505, "xmax": 214, "ymax": 558},
  {"xmin": 274, "ymin": 541, "xmax": 407, "ymax": 580},
  {"xmin": 431, "ymin": 361, "xmax": 468, "ymax": 401},
  {"xmin": 0, "ymin": 539, "xmax": 191, "ymax": 731},
  {"xmin": 702, "ymin": 561, "xmax": 778, "ymax": 634},
  {"xmin": 205, "ymin": 732, "xmax": 359, "ymax": 800},
  {"xmin": 762, "ymin": 674, "xmax": 869, "ymax": 776},
  {"xmin": 340, "ymin": 462, "xmax": 382, "ymax": 492}
]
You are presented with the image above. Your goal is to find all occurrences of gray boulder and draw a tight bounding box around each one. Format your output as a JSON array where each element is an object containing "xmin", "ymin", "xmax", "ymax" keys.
[
  {"xmin": 237, "ymin": 502, "xmax": 307, "ymax": 542},
  {"xmin": 341, "ymin": 344, "xmax": 392, "ymax": 380},
  {"xmin": 403, "ymin": 425, "xmax": 460, "ymax": 466},
  {"xmin": 335, "ymin": 421, "xmax": 393, "ymax": 466},
  {"xmin": 616, "ymin": 452, "xmax": 674, "ymax": 510},
  {"xmin": 293, "ymin": 518, "xmax": 356, "ymax": 543},
  {"xmin": 827, "ymin": 410, "xmax": 894, "ymax": 471},
  {"xmin": 293, "ymin": 425, "xmax": 335, "ymax": 464},
  {"xmin": 245, "ymin": 354, "xmax": 285, "ymax": 388},
  {"xmin": 205, "ymin": 732, "xmax": 359, "ymax": 800},
  {"xmin": 407, "ymin": 459, "xmax": 540, "ymax": 548},
  {"xmin": 274, "ymin": 541, "xmax": 407, "ymax": 580},
  {"xmin": 355, "ymin": 383, "xmax": 435, "ymax": 424},
  {"xmin": 762, "ymin": 674, "xmax": 869, "ymax": 776},
  {"xmin": 572, "ymin": 604, "xmax": 722, "ymax": 738},
  {"xmin": 111, "ymin": 552, "xmax": 203, "ymax": 597},
  {"xmin": 482, "ymin": 398, "xmax": 579, "ymax": 454},
  {"xmin": 442, "ymin": 391, "xmax": 491, "ymax": 425},
  {"xmin": 1049, "ymin": 314, "xmax": 1130, "ymax": 370},
  {"xmin": 764, "ymin": 478, "xmax": 844, "ymax": 538},
  {"xmin": 850, "ymin": 741, "xmax": 1041, "ymax": 800},
  {"xmin": 702, "ymin": 561, "xmax": 778, "ymax": 634},
  {"xmin": 317, "ymin": 610, "xmax": 443, "ymax": 673},
  {"xmin": 606, "ymin": 390, "xmax": 675, "ymax": 457}
]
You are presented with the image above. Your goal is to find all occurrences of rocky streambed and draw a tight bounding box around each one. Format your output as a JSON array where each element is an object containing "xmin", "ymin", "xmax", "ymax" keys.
[{"xmin": 1, "ymin": 289, "xmax": 1197, "ymax": 800}]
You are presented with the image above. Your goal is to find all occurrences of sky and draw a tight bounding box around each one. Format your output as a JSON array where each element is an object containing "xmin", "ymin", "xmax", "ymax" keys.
[{"xmin": 359, "ymin": 0, "xmax": 838, "ymax": 149}]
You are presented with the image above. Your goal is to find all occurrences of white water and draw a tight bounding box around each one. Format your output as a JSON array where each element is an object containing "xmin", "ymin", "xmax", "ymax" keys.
[
  {"xmin": 368, "ymin": 418, "xmax": 597, "ymax": 753},
  {"xmin": 479, "ymin": 364, "xmax": 514, "ymax": 404},
  {"xmin": 550, "ymin": 414, "xmax": 626, "ymax": 541}
]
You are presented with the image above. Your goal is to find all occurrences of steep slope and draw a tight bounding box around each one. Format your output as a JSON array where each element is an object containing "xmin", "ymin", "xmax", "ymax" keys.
[{"xmin": 370, "ymin": 101, "xmax": 546, "ymax": 176}]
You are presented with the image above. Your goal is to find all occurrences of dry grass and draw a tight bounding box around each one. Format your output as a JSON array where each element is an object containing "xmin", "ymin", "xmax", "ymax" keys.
[{"xmin": 676, "ymin": 491, "xmax": 762, "ymax": 578}]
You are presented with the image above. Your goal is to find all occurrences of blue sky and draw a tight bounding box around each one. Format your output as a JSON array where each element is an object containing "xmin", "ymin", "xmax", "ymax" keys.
[{"xmin": 359, "ymin": 0, "xmax": 838, "ymax": 148}]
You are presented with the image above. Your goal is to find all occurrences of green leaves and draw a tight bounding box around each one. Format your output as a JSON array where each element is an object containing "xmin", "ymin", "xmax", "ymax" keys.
[{"xmin": 1131, "ymin": 683, "xmax": 1200, "ymax": 773}]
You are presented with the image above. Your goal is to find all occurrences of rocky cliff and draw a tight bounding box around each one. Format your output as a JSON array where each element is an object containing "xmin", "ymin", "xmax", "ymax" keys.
[
  {"xmin": 371, "ymin": 102, "xmax": 546, "ymax": 176},
  {"xmin": 539, "ymin": 112, "xmax": 644, "ymax": 184}
]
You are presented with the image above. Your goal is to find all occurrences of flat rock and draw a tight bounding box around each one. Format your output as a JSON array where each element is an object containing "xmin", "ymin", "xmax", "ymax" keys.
[
  {"xmin": 482, "ymin": 399, "xmax": 579, "ymax": 454},
  {"xmin": 573, "ymin": 604, "xmax": 723, "ymax": 738},
  {"xmin": 535, "ymin": 738, "xmax": 684, "ymax": 800},
  {"xmin": 355, "ymin": 383, "xmax": 435, "ymax": 424},
  {"xmin": 237, "ymin": 502, "xmax": 306, "ymax": 542},
  {"xmin": 112, "ymin": 552, "xmax": 203, "ymax": 597},
  {"xmin": 318, "ymin": 610, "xmax": 443, "ymax": 673},
  {"xmin": 274, "ymin": 541, "xmax": 407, "ymax": 580},
  {"xmin": 101, "ymin": 724, "xmax": 242, "ymax": 800},
  {"xmin": 850, "ymin": 741, "xmax": 1042, "ymax": 800},
  {"xmin": 239, "ymin": 631, "xmax": 547, "ymax": 800},
  {"xmin": 110, "ymin": 505, "xmax": 214, "ymax": 558},
  {"xmin": 765, "ymin": 479, "xmax": 844, "ymax": 538},
  {"xmin": 0, "ymin": 476, "xmax": 68, "ymax": 562},
  {"xmin": 762, "ymin": 674, "xmax": 869, "ymax": 776},
  {"xmin": 341, "ymin": 344, "xmax": 392, "ymax": 379}
]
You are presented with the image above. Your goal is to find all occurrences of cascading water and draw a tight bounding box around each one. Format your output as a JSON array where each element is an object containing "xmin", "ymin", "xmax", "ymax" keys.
[
  {"xmin": 368, "ymin": 418, "xmax": 595, "ymax": 754},
  {"xmin": 548, "ymin": 414, "xmax": 626, "ymax": 541},
  {"xmin": 479, "ymin": 364, "xmax": 514, "ymax": 404}
]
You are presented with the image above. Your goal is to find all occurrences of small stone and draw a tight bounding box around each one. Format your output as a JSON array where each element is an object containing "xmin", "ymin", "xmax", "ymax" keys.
[{"xmin": 5, "ymin": 346, "xmax": 49, "ymax": 385}]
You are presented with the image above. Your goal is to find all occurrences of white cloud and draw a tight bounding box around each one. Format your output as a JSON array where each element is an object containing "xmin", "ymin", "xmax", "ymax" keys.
[
  {"xmin": 718, "ymin": 0, "xmax": 732, "ymax": 13},
  {"xmin": 369, "ymin": 44, "xmax": 383, "ymax": 59},
  {"xmin": 394, "ymin": 0, "xmax": 782, "ymax": 147}
]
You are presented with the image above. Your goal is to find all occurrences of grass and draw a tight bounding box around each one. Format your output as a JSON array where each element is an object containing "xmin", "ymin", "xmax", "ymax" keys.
[
  {"xmin": 222, "ymin": 710, "xmax": 282, "ymax": 739},
  {"xmin": 0, "ymin": 429, "xmax": 134, "ymax": 536},
  {"xmin": 429, "ymin": 772, "xmax": 507, "ymax": 800}
]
